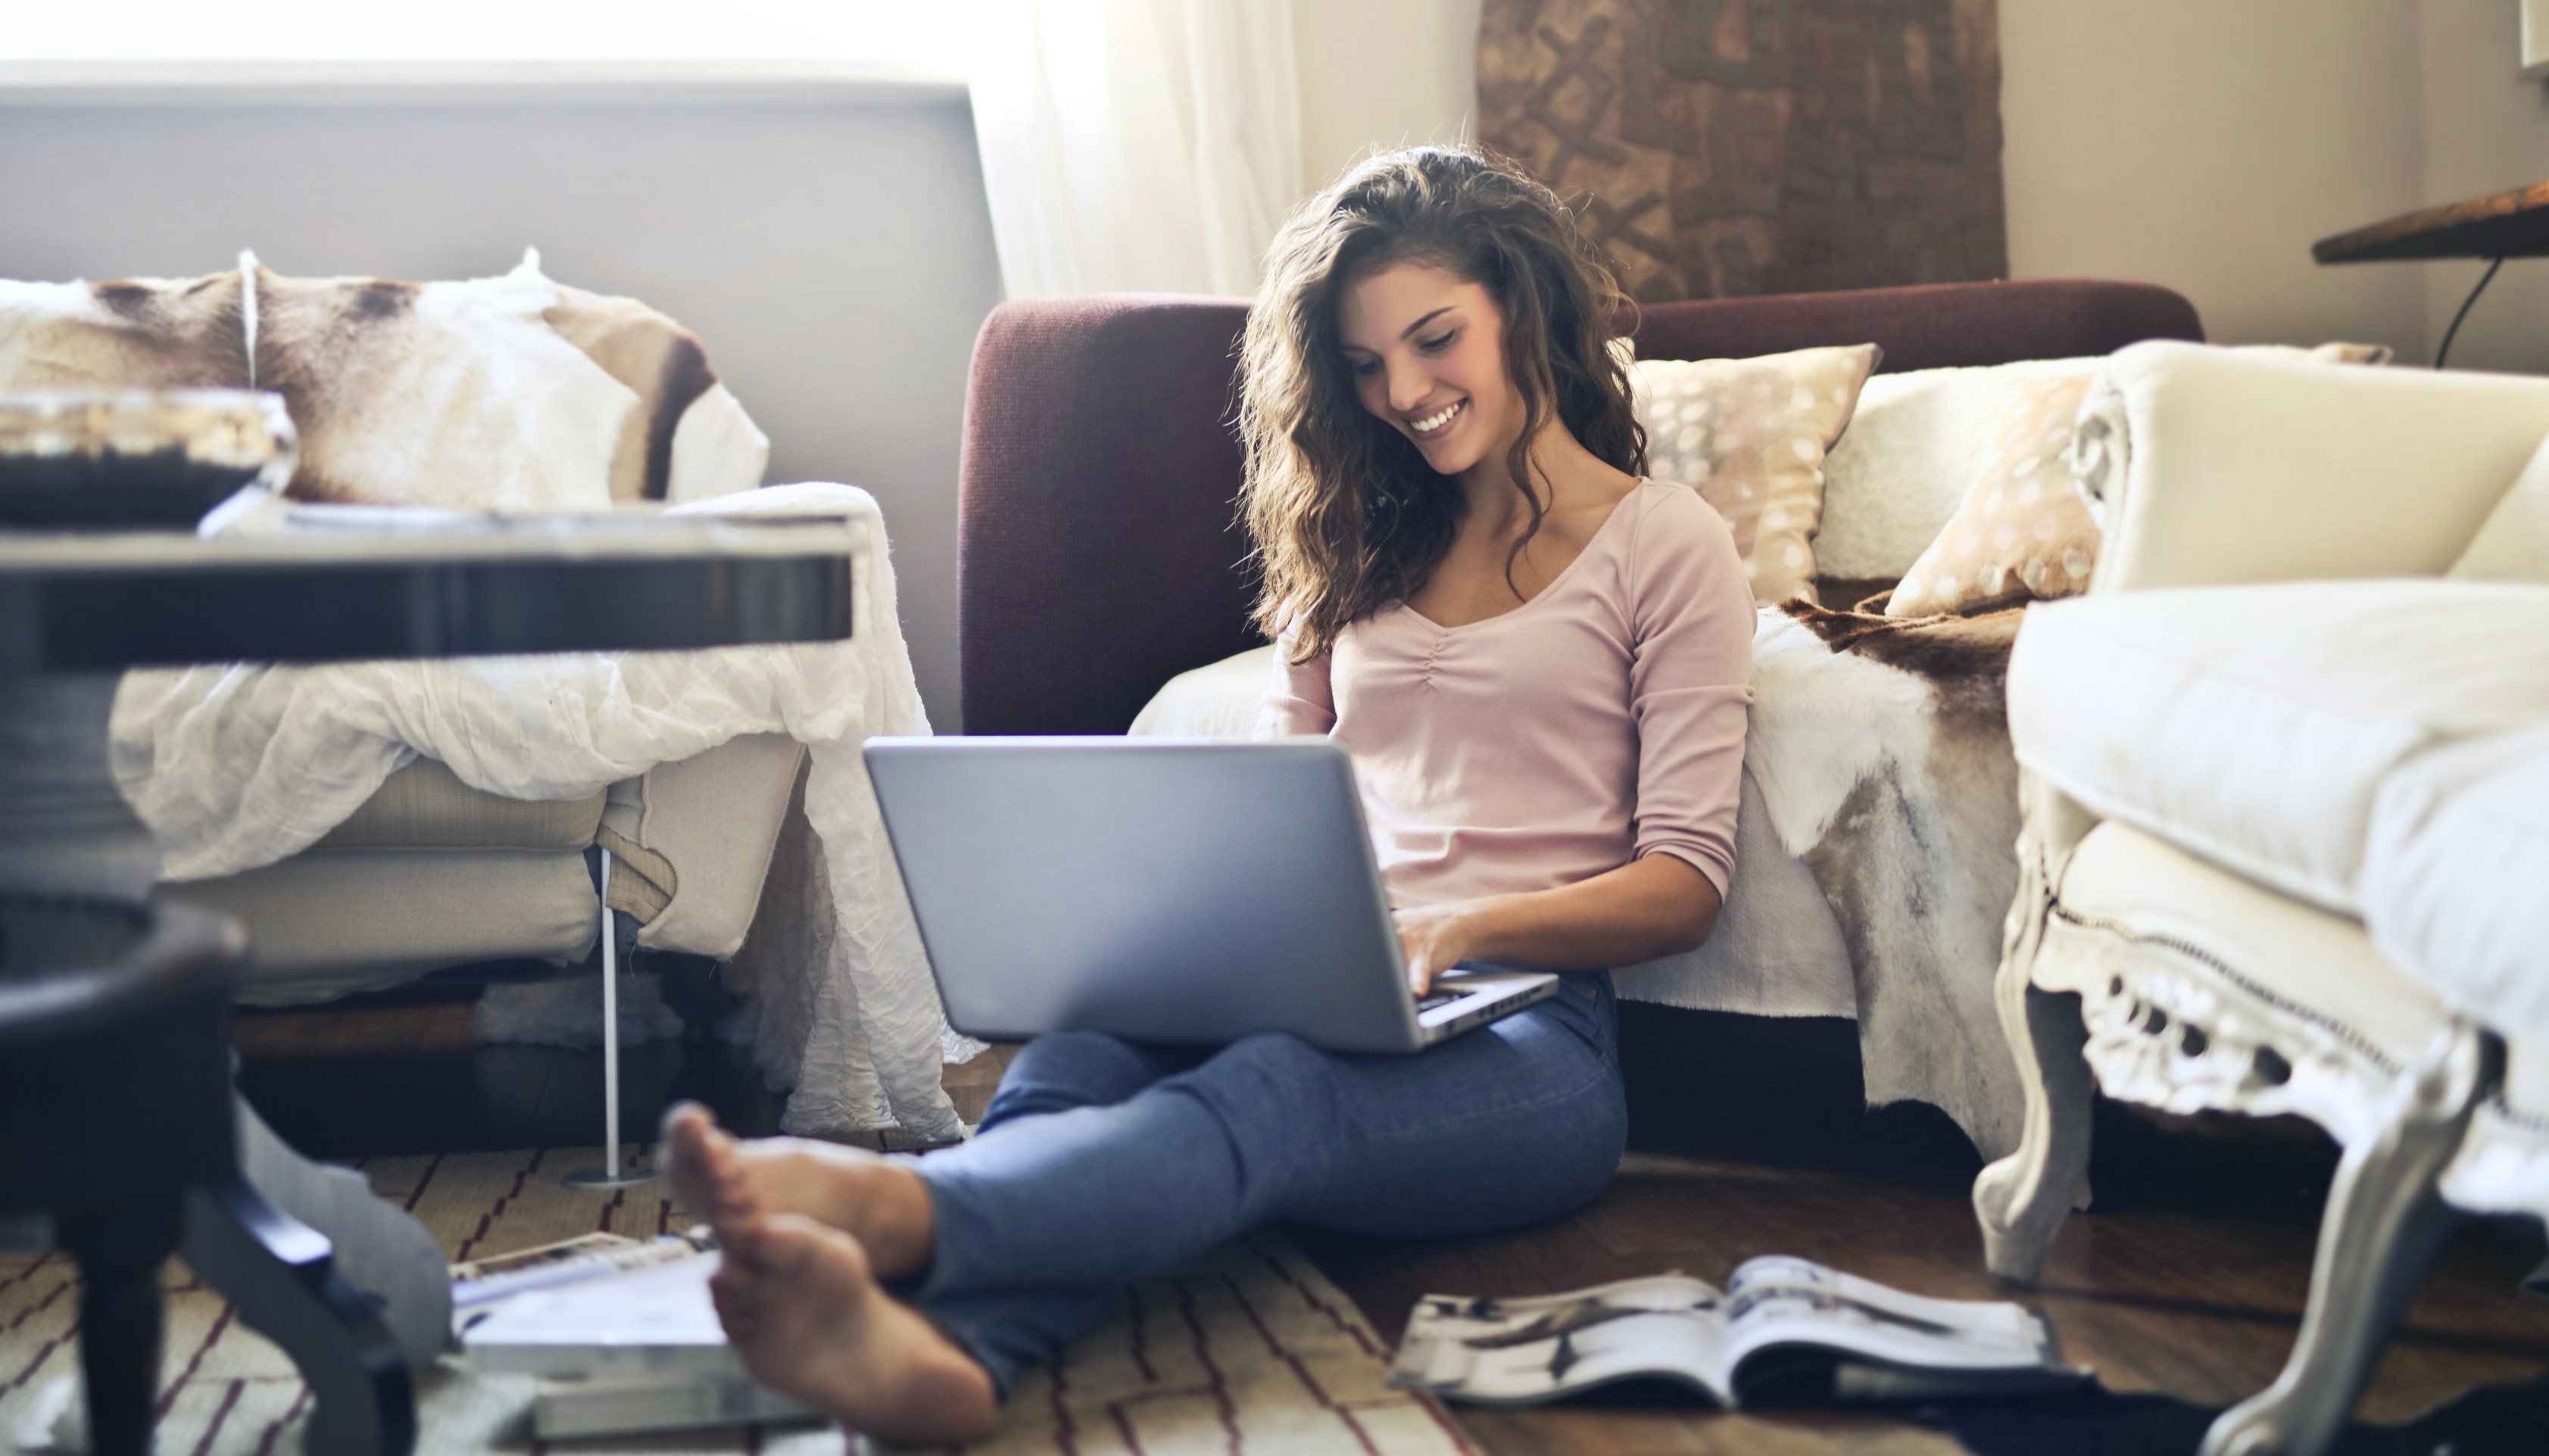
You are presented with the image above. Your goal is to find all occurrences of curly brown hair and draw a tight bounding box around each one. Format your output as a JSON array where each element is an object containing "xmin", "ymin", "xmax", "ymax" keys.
[{"xmin": 1237, "ymin": 146, "xmax": 1644, "ymax": 662}]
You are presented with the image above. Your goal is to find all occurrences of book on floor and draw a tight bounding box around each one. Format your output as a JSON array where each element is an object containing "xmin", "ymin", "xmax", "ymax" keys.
[
  {"xmin": 532, "ymin": 1374, "xmax": 819, "ymax": 1439},
  {"xmin": 1387, "ymin": 1256, "xmax": 2088, "ymax": 1408},
  {"xmin": 451, "ymin": 1230, "xmax": 711, "ymax": 1312},
  {"xmin": 459, "ymin": 1245, "xmax": 741, "ymax": 1379},
  {"xmin": 456, "ymin": 1234, "xmax": 828, "ymax": 1436}
]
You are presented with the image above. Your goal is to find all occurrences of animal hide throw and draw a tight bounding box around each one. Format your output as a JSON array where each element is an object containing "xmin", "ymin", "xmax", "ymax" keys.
[
  {"xmin": 1751, "ymin": 600, "xmax": 2026, "ymax": 1161},
  {"xmin": 0, "ymin": 250, "xmax": 766, "ymax": 509}
]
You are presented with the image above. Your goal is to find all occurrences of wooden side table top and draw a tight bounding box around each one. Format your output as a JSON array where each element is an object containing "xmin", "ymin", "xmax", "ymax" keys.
[
  {"xmin": 0, "ymin": 509, "xmax": 856, "ymax": 672},
  {"xmin": 2315, "ymin": 179, "xmax": 2549, "ymax": 263}
]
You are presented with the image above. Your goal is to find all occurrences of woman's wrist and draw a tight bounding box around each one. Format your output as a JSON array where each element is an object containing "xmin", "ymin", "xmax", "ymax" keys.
[{"xmin": 1445, "ymin": 894, "xmax": 1530, "ymax": 967}]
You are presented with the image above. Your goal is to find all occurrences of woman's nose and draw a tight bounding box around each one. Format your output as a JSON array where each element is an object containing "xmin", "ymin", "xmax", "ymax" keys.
[{"xmin": 1387, "ymin": 357, "xmax": 1430, "ymax": 413}]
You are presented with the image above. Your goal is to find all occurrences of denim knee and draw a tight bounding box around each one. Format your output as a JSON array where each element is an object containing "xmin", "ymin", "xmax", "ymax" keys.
[
  {"xmin": 1205, "ymin": 1031, "xmax": 1336, "ymax": 1110},
  {"xmin": 980, "ymin": 1030, "xmax": 1165, "ymax": 1129}
]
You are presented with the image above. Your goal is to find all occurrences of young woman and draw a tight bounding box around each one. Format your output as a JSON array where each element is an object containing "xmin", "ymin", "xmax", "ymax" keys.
[{"xmin": 660, "ymin": 146, "xmax": 1755, "ymax": 1443}]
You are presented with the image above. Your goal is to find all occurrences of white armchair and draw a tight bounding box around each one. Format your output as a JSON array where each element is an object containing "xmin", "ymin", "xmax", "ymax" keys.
[{"xmin": 1972, "ymin": 341, "xmax": 2549, "ymax": 1456}]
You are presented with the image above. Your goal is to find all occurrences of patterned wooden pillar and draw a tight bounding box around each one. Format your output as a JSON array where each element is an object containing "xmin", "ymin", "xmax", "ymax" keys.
[{"xmin": 1480, "ymin": 0, "xmax": 2008, "ymax": 302}]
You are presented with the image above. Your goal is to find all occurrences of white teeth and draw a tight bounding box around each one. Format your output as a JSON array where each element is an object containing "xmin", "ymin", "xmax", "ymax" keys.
[{"xmin": 1411, "ymin": 401, "xmax": 1462, "ymax": 435}]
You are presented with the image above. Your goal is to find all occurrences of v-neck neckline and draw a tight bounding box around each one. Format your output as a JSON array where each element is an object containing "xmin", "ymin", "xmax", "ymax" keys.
[{"xmin": 1399, "ymin": 481, "xmax": 1646, "ymax": 635}]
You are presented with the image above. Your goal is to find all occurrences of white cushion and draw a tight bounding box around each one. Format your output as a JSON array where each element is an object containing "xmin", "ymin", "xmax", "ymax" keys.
[
  {"xmin": 2008, "ymin": 580, "xmax": 2549, "ymax": 915},
  {"xmin": 1818, "ymin": 357, "xmax": 2096, "ymax": 582},
  {"xmin": 2363, "ymin": 723, "xmax": 2549, "ymax": 1047},
  {"xmin": 1129, "ymin": 644, "xmax": 1278, "ymax": 739},
  {"xmin": 2047, "ymin": 822, "xmax": 2454, "ymax": 1080}
]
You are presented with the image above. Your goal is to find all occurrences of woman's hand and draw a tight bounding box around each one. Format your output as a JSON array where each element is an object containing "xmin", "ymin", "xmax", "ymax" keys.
[
  {"xmin": 1393, "ymin": 900, "xmax": 1487, "ymax": 995},
  {"xmin": 1391, "ymin": 856, "xmax": 1724, "ymax": 995}
]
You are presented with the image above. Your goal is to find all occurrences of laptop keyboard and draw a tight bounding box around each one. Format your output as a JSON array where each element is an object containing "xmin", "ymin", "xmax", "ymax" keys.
[{"xmin": 1415, "ymin": 990, "xmax": 1462, "ymax": 1012}]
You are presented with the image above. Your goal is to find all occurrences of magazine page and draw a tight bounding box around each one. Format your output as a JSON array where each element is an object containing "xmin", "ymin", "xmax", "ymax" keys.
[
  {"xmin": 1386, "ymin": 1274, "xmax": 1732, "ymax": 1407},
  {"xmin": 460, "ymin": 1249, "xmax": 741, "ymax": 1380},
  {"xmin": 1721, "ymin": 1256, "xmax": 2061, "ymax": 1383}
]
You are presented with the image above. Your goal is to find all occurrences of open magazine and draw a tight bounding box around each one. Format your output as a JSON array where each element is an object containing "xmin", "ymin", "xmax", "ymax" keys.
[{"xmin": 1388, "ymin": 1257, "xmax": 2086, "ymax": 1408}]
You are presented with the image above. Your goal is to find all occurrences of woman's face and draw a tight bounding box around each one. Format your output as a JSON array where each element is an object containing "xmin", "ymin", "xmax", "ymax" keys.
[{"xmin": 1337, "ymin": 261, "xmax": 1516, "ymax": 478}]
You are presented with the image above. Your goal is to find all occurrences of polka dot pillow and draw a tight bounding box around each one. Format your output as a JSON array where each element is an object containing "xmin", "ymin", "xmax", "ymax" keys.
[
  {"xmin": 1886, "ymin": 370, "xmax": 2101, "ymax": 617},
  {"xmin": 1630, "ymin": 343, "xmax": 1882, "ymax": 606}
]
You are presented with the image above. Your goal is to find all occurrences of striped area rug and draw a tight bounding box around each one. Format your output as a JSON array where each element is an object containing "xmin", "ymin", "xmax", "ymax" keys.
[{"xmin": 0, "ymin": 1149, "xmax": 1472, "ymax": 1456}]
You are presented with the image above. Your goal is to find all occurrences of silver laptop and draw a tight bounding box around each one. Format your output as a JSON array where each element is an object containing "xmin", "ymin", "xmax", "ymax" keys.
[{"xmin": 863, "ymin": 737, "xmax": 1558, "ymax": 1053}]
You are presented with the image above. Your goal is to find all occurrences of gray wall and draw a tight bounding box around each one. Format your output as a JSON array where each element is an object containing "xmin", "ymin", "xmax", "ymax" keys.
[{"xmin": 0, "ymin": 95, "xmax": 1003, "ymax": 728}]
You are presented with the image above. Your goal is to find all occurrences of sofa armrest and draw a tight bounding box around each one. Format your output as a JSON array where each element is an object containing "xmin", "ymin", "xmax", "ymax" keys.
[{"xmin": 2095, "ymin": 341, "xmax": 2549, "ymax": 593}]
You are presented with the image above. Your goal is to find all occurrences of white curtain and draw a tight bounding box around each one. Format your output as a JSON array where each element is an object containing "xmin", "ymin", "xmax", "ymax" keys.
[{"xmin": 969, "ymin": 0, "xmax": 1305, "ymax": 298}]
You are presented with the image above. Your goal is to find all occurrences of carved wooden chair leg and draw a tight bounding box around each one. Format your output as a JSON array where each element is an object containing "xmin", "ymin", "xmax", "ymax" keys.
[
  {"xmin": 183, "ymin": 1178, "xmax": 416, "ymax": 1456},
  {"xmin": 1974, "ymin": 983, "xmax": 2095, "ymax": 1283},
  {"xmin": 1972, "ymin": 810, "xmax": 2095, "ymax": 1285},
  {"xmin": 2200, "ymin": 1025, "xmax": 2499, "ymax": 1456}
]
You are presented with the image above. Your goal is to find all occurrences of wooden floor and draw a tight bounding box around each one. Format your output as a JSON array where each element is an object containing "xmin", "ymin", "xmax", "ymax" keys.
[
  {"xmin": 1303, "ymin": 1149, "xmax": 2549, "ymax": 1454},
  {"xmin": 234, "ymin": 996, "xmax": 2549, "ymax": 1454}
]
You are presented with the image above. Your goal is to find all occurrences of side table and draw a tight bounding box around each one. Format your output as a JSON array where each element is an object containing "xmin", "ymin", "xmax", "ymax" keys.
[{"xmin": 0, "ymin": 510, "xmax": 857, "ymax": 1456}]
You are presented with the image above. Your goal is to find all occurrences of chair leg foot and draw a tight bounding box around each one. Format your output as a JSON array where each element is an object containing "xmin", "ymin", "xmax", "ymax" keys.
[
  {"xmin": 2198, "ymin": 1026, "xmax": 2499, "ymax": 1456},
  {"xmin": 1974, "ymin": 983, "xmax": 2095, "ymax": 1284},
  {"xmin": 183, "ymin": 1177, "xmax": 415, "ymax": 1456},
  {"xmin": 1973, "ymin": 797, "xmax": 2093, "ymax": 1288}
]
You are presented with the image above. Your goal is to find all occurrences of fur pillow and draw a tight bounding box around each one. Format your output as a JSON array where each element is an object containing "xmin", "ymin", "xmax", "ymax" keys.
[{"xmin": 1630, "ymin": 343, "xmax": 1880, "ymax": 606}]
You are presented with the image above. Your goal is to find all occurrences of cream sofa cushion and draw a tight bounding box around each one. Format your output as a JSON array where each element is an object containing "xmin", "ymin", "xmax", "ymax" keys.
[
  {"xmin": 314, "ymin": 756, "xmax": 606, "ymax": 853},
  {"xmin": 2048, "ymin": 821, "xmax": 2454, "ymax": 1080},
  {"xmin": 2009, "ymin": 580, "xmax": 2549, "ymax": 915},
  {"xmin": 2092, "ymin": 341, "xmax": 2549, "ymax": 593},
  {"xmin": 2449, "ymin": 428, "xmax": 2549, "ymax": 583},
  {"xmin": 603, "ymin": 732, "xmax": 804, "ymax": 959},
  {"xmin": 2363, "ymin": 722, "xmax": 2549, "ymax": 1046},
  {"xmin": 169, "ymin": 849, "xmax": 601, "ymax": 1002}
]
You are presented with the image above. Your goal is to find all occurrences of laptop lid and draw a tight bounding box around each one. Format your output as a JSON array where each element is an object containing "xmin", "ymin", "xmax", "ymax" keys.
[{"xmin": 863, "ymin": 737, "xmax": 1427, "ymax": 1053}]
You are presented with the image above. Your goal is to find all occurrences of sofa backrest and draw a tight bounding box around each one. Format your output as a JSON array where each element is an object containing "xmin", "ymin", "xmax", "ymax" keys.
[{"xmin": 959, "ymin": 279, "xmax": 2201, "ymax": 734}]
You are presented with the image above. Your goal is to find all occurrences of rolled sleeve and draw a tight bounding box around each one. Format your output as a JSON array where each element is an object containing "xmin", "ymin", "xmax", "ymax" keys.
[
  {"xmin": 1626, "ymin": 493, "xmax": 1756, "ymax": 898},
  {"xmin": 1256, "ymin": 631, "xmax": 1336, "ymax": 738}
]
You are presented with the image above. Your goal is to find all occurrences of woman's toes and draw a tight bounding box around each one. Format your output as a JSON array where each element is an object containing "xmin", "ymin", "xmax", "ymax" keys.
[{"xmin": 660, "ymin": 1102, "xmax": 757, "ymax": 1224}]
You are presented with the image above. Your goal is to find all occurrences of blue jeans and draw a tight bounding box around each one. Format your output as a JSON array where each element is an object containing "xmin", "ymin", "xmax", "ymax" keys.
[{"xmin": 902, "ymin": 970, "xmax": 1625, "ymax": 1396}]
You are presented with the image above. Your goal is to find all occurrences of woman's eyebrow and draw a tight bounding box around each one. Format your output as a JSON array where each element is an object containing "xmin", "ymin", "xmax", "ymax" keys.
[
  {"xmin": 1398, "ymin": 306, "xmax": 1457, "ymax": 340},
  {"xmin": 1342, "ymin": 305, "xmax": 1460, "ymax": 355}
]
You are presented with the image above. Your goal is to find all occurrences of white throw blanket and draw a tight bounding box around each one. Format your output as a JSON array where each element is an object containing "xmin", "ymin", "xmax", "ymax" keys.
[{"xmin": 111, "ymin": 487, "xmax": 970, "ymax": 1143}]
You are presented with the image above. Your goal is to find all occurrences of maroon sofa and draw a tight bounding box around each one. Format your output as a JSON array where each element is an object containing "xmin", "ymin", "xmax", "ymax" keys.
[{"xmin": 955, "ymin": 277, "xmax": 2204, "ymax": 1156}]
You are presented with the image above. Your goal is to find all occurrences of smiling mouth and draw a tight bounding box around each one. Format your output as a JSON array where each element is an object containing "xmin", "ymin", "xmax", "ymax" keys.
[{"xmin": 1409, "ymin": 399, "xmax": 1466, "ymax": 438}]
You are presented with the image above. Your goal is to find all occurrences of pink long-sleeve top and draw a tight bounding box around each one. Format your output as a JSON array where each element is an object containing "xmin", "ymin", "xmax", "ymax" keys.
[{"xmin": 1259, "ymin": 480, "xmax": 1755, "ymax": 909}]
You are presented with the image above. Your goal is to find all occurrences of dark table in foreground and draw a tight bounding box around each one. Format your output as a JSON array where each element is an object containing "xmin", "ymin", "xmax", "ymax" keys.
[{"xmin": 0, "ymin": 509, "xmax": 856, "ymax": 1456}]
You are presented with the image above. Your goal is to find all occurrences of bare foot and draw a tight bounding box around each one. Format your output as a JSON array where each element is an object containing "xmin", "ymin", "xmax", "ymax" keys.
[
  {"xmin": 657, "ymin": 1103, "xmax": 937, "ymax": 1280},
  {"xmin": 710, "ymin": 1213, "xmax": 998, "ymax": 1445}
]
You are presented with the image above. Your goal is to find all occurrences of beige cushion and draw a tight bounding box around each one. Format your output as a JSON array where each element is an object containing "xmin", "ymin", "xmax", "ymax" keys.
[
  {"xmin": 2093, "ymin": 340, "xmax": 2549, "ymax": 594},
  {"xmin": 605, "ymin": 733, "xmax": 805, "ymax": 959},
  {"xmin": 1889, "ymin": 369, "xmax": 2101, "ymax": 617},
  {"xmin": 1631, "ymin": 344, "xmax": 1879, "ymax": 606},
  {"xmin": 316, "ymin": 757, "xmax": 605, "ymax": 853},
  {"xmin": 167, "ymin": 849, "xmax": 600, "ymax": 1002}
]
